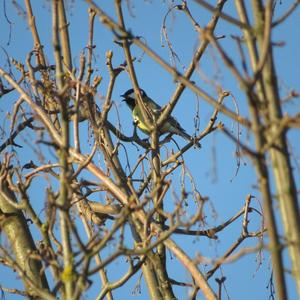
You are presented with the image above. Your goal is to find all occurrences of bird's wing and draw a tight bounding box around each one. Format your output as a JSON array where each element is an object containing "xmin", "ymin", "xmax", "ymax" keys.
[
  {"xmin": 168, "ymin": 116, "xmax": 187, "ymax": 134},
  {"xmin": 145, "ymin": 97, "xmax": 162, "ymax": 114}
]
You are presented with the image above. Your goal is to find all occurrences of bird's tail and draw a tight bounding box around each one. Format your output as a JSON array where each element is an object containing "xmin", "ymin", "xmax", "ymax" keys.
[{"xmin": 175, "ymin": 129, "xmax": 201, "ymax": 148}]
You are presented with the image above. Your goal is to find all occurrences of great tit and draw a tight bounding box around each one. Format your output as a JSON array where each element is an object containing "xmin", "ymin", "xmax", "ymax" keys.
[{"xmin": 121, "ymin": 88, "xmax": 200, "ymax": 148}]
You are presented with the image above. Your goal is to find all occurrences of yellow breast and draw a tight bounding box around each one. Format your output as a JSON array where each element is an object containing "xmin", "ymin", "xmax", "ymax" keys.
[{"xmin": 133, "ymin": 106, "xmax": 151, "ymax": 134}]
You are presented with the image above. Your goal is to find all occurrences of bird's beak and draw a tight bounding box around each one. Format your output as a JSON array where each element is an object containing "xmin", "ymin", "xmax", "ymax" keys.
[{"xmin": 120, "ymin": 94, "xmax": 127, "ymax": 102}]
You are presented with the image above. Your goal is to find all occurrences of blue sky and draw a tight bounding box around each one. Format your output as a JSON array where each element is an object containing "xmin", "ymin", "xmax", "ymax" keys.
[{"xmin": 0, "ymin": 1, "xmax": 299, "ymax": 299}]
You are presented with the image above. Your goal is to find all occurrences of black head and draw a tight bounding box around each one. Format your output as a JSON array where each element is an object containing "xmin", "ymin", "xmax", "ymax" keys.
[{"xmin": 121, "ymin": 88, "xmax": 147, "ymax": 110}]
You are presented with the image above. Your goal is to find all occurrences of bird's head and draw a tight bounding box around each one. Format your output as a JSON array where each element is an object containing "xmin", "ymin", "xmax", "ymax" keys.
[{"xmin": 121, "ymin": 88, "xmax": 147, "ymax": 110}]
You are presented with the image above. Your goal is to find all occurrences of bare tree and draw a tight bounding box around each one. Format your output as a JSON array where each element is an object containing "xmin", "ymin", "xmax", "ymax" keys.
[{"xmin": 0, "ymin": 1, "xmax": 299, "ymax": 299}]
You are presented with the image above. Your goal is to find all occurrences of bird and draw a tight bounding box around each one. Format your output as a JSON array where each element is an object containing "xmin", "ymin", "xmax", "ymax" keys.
[{"xmin": 121, "ymin": 88, "xmax": 200, "ymax": 148}]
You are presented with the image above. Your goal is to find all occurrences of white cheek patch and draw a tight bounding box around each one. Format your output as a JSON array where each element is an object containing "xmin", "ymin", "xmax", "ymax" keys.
[{"xmin": 128, "ymin": 92, "xmax": 135, "ymax": 99}]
